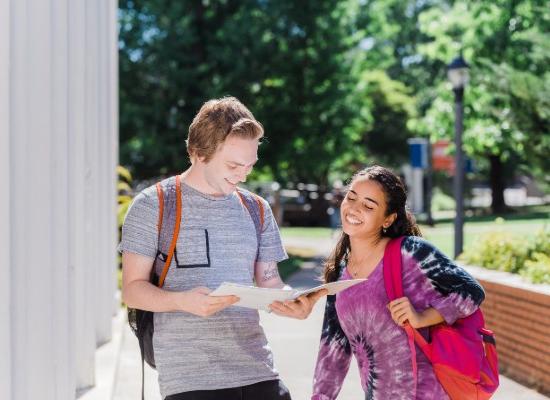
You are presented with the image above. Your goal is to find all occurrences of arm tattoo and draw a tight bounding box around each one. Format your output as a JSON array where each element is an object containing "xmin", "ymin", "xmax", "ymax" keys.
[{"xmin": 261, "ymin": 262, "xmax": 281, "ymax": 282}]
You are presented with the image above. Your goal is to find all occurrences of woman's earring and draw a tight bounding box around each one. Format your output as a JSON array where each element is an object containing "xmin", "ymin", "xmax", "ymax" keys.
[{"xmin": 382, "ymin": 227, "xmax": 387, "ymax": 234}]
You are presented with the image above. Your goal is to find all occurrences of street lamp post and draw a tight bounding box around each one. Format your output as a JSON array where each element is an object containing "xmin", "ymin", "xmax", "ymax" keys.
[{"xmin": 448, "ymin": 55, "xmax": 469, "ymax": 258}]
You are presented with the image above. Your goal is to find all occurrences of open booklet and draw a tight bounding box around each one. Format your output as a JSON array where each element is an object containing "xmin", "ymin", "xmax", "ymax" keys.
[{"xmin": 209, "ymin": 279, "xmax": 366, "ymax": 311}]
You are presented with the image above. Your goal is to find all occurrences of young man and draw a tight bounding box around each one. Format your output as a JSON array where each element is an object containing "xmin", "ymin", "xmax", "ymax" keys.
[{"xmin": 120, "ymin": 97, "xmax": 325, "ymax": 400}]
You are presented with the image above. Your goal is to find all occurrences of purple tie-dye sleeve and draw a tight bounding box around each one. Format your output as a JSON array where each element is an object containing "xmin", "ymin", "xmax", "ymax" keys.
[
  {"xmin": 311, "ymin": 295, "xmax": 352, "ymax": 400},
  {"xmin": 401, "ymin": 236, "xmax": 485, "ymax": 325}
]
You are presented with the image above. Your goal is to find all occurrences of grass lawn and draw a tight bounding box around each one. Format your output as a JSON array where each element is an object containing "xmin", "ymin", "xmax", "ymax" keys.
[
  {"xmin": 280, "ymin": 227, "xmax": 334, "ymax": 238},
  {"xmin": 281, "ymin": 208, "xmax": 549, "ymax": 259},
  {"xmin": 422, "ymin": 217, "xmax": 548, "ymax": 257}
]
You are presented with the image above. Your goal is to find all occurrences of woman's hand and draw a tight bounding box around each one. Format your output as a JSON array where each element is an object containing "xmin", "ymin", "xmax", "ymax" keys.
[
  {"xmin": 388, "ymin": 297, "xmax": 422, "ymax": 328},
  {"xmin": 388, "ymin": 297, "xmax": 445, "ymax": 329},
  {"xmin": 269, "ymin": 289, "xmax": 328, "ymax": 320}
]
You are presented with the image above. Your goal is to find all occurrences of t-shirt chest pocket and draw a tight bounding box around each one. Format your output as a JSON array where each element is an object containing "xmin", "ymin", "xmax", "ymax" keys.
[{"xmin": 174, "ymin": 228, "xmax": 210, "ymax": 268}]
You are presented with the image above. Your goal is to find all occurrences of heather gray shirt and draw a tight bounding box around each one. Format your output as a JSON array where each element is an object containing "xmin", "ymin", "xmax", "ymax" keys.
[{"xmin": 119, "ymin": 182, "xmax": 288, "ymax": 397}]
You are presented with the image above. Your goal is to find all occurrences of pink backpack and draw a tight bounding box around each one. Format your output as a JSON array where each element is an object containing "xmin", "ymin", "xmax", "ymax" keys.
[{"xmin": 383, "ymin": 237, "xmax": 499, "ymax": 400}]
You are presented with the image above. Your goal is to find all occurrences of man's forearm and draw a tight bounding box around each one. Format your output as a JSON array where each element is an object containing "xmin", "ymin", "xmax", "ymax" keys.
[
  {"xmin": 123, "ymin": 280, "xmax": 183, "ymax": 312},
  {"xmin": 255, "ymin": 260, "xmax": 291, "ymax": 289}
]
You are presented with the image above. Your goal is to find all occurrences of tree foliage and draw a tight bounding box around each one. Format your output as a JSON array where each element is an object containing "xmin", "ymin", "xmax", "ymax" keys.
[
  {"xmin": 119, "ymin": 0, "xmax": 361, "ymax": 185},
  {"xmin": 119, "ymin": 0, "xmax": 550, "ymax": 202},
  {"xmin": 413, "ymin": 0, "xmax": 550, "ymax": 209}
]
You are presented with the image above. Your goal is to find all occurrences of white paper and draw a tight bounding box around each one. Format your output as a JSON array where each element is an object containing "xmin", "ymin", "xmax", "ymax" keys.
[{"xmin": 209, "ymin": 279, "xmax": 366, "ymax": 311}]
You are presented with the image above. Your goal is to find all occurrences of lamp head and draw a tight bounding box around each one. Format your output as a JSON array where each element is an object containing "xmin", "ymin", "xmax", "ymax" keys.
[{"xmin": 447, "ymin": 55, "xmax": 470, "ymax": 89}]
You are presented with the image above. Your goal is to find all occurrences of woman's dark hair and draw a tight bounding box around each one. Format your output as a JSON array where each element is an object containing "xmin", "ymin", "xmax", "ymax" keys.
[{"xmin": 323, "ymin": 165, "xmax": 422, "ymax": 283}]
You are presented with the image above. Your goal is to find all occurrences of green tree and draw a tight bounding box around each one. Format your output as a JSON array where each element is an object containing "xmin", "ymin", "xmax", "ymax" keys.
[
  {"xmin": 353, "ymin": 70, "xmax": 417, "ymax": 166},
  {"xmin": 119, "ymin": 0, "xmax": 359, "ymax": 186},
  {"xmin": 321, "ymin": 0, "xmax": 428, "ymax": 176},
  {"xmin": 414, "ymin": 0, "xmax": 550, "ymax": 212}
]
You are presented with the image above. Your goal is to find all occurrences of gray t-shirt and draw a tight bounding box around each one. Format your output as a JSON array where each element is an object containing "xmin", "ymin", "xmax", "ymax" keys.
[{"xmin": 119, "ymin": 181, "xmax": 288, "ymax": 397}]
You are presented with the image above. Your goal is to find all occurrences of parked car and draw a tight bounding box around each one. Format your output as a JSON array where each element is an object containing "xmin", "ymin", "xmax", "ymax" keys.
[
  {"xmin": 245, "ymin": 181, "xmax": 334, "ymax": 227},
  {"xmin": 279, "ymin": 184, "xmax": 332, "ymax": 226}
]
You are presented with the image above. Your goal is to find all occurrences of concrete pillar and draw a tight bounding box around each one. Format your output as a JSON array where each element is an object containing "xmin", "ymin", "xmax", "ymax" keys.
[
  {"xmin": 0, "ymin": 1, "xmax": 12, "ymax": 399},
  {"xmin": 68, "ymin": 0, "xmax": 97, "ymax": 392},
  {"xmin": 51, "ymin": 0, "xmax": 74, "ymax": 397},
  {"xmin": 13, "ymin": 0, "xmax": 54, "ymax": 396},
  {"xmin": 108, "ymin": 0, "xmax": 120, "ymax": 315},
  {"xmin": 1, "ymin": 0, "xmax": 118, "ymax": 398},
  {"xmin": 97, "ymin": 0, "xmax": 115, "ymax": 345}
]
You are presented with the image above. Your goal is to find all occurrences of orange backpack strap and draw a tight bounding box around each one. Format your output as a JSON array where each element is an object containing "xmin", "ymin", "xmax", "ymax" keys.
[
  {"xmin": 156, "ymin": 182, "xmax": 165, "ymax": 234},
  {"xmin": 157, "ymin": 175, "xmax": 182, "ymax": 288},
  {"xmin": 253, "ymin": 194, "xmax": 265, "ymax": 230}
]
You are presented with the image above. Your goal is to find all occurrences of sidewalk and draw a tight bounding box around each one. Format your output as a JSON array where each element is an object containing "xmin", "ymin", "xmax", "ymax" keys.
[{"xmin": 97, "ymin": 234, "xmax": 549, "ymax": 399}]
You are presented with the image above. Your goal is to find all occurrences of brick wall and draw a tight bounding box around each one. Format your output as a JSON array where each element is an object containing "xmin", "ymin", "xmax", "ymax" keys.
[{"xmin": 465, "ymin": 266, "xmax": 550, "ymax": 396}]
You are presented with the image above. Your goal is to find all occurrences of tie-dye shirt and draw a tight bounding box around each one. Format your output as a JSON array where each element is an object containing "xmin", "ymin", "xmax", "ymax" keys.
[{"xmin": 311, "ymin": 236, "xmax": 485, "ymax": 400}]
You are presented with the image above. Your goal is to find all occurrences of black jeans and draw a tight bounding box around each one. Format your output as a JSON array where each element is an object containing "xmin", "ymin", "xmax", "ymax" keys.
[{"xmin": 165, "ymin": 379, "xmax": 292, "ymax": 400}]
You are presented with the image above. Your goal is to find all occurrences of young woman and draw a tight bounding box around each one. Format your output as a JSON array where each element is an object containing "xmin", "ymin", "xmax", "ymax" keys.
[{"xmin": 311, "ymin": 165, "xmax": 485, "ymax": 400}]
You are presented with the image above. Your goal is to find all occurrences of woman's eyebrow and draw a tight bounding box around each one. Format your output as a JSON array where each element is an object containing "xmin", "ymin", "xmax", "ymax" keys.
[
  {"xmin": 364, "ymin": 197, "xmax": 379, "ymax": 206},
  {"xmin": 349, "ymin": 190, "xmax": 379, "ymax": 206}
]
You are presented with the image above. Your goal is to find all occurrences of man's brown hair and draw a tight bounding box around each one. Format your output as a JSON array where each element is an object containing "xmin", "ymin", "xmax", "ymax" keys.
[{"xmin": 186, "ymin": 97, "xmax": 264, "ymax": 162}]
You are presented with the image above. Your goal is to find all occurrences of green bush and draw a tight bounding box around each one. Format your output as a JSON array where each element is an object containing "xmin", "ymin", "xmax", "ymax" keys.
[
  {"xmin": 521, "ymin": 253, "xmax": 550, "ymax": 284},
  {"xmin": 460, "ymin": 227, "xmax": 550, "ymax": 283},
  {"xmin": 117, "ymin": 166, "xmax": 134, "ymax": 237},
  {"xmin": 528, "ymin": 228, "xmax": 550, "ymax": 258},
  {"xmin": 460, "ymin": 231, "xmax": 528, "ymax": 273},
  {"xmin": 117, "ymin": 166, "xmax": 134, "ymax": 274}
]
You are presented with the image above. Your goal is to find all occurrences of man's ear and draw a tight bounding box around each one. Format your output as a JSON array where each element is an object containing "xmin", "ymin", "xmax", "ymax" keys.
[{"xmin": 191, "ymin": 153, "xmax": 206, "ymax": 165}]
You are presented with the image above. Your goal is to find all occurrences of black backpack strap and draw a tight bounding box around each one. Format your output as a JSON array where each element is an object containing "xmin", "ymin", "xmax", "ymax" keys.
[{"xmin": 140, "ymin": 342, "xmax": 145, "ymax": 400}]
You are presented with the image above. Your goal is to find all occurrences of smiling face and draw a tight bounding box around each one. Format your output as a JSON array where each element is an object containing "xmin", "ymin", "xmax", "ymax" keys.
[
  {"xmin": 198, "ymin": 135, "xmax": 259, "ymax": 196},
  {"xmin": 340, "ymin": 178, "xmax": 397, "ymax": 239}
]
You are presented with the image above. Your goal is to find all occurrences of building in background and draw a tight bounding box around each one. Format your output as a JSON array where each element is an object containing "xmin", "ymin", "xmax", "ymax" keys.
[{"xmin": 0, "ymin": 1, "xmax": 118, "ymax": 399}]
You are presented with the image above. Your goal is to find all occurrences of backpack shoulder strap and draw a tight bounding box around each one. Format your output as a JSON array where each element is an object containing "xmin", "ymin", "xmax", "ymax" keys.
[
  {"xmin": 155, "ymin": 175, "xmax": 182, "ymax": 288},
  {"xmin": 254, "ymin": 194, "xmax": 265, "ymax": 229},
  {"xmin": 383, "ymin": 236, "xmax": 418, "ymax": 397},
  {"xmin": 383, "ymin": 236, "xmax": 405, "ymax": 300},
  {"xmin": 137, "ymin": 176, "xmax": 181, "ymax": 399},
  {"xmin": 236, "ymin": 188, "xmax": 265, "ymax": 242},
  {"xmin": 156, "ymin": 182, "xmax": 165, "ymax": 234}
]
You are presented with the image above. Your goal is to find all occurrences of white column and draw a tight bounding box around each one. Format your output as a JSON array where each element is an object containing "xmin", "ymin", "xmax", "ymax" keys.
[
  {"xmin": 51, "ymin": 0, "xmax": 74, "ymax": 398},
  {"xmin": 0, "ymin": 1, "xmax": 12, "ymax": 399},
  {"xmin": 5, "ymin": 0, "xmax": 119, "ymax": 397},
  {"xmin": 104, "ymin": 0, "xmax": 119, "ymax": 320},
  {"xmin": 85, "ymin": 0, "xmax": 106, "ymax": 346},
  {"xmin": 10, "ymin": 0, "xmax": 33, "ymax": 398},
  {"xmin": 69, "ymin": 0, "xmax": 96, "ymax": 391},
  {"xmin": 9, "ymin": 1, "xmax": 29, "ymax": 396},
  {"xmin": 109, "ymin": 0, "xmax": 120, "ymax": 314},
  {"xmin": 85, "ymin": 0, "xmax": 97, "ymax": 346},
  {"xmin": 22, "ymin": 0, "xmax": 54, "ymax": 397},
  {"xmin": 97, "ymin": 0, "xmax": 114, "ymax": 343}
]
